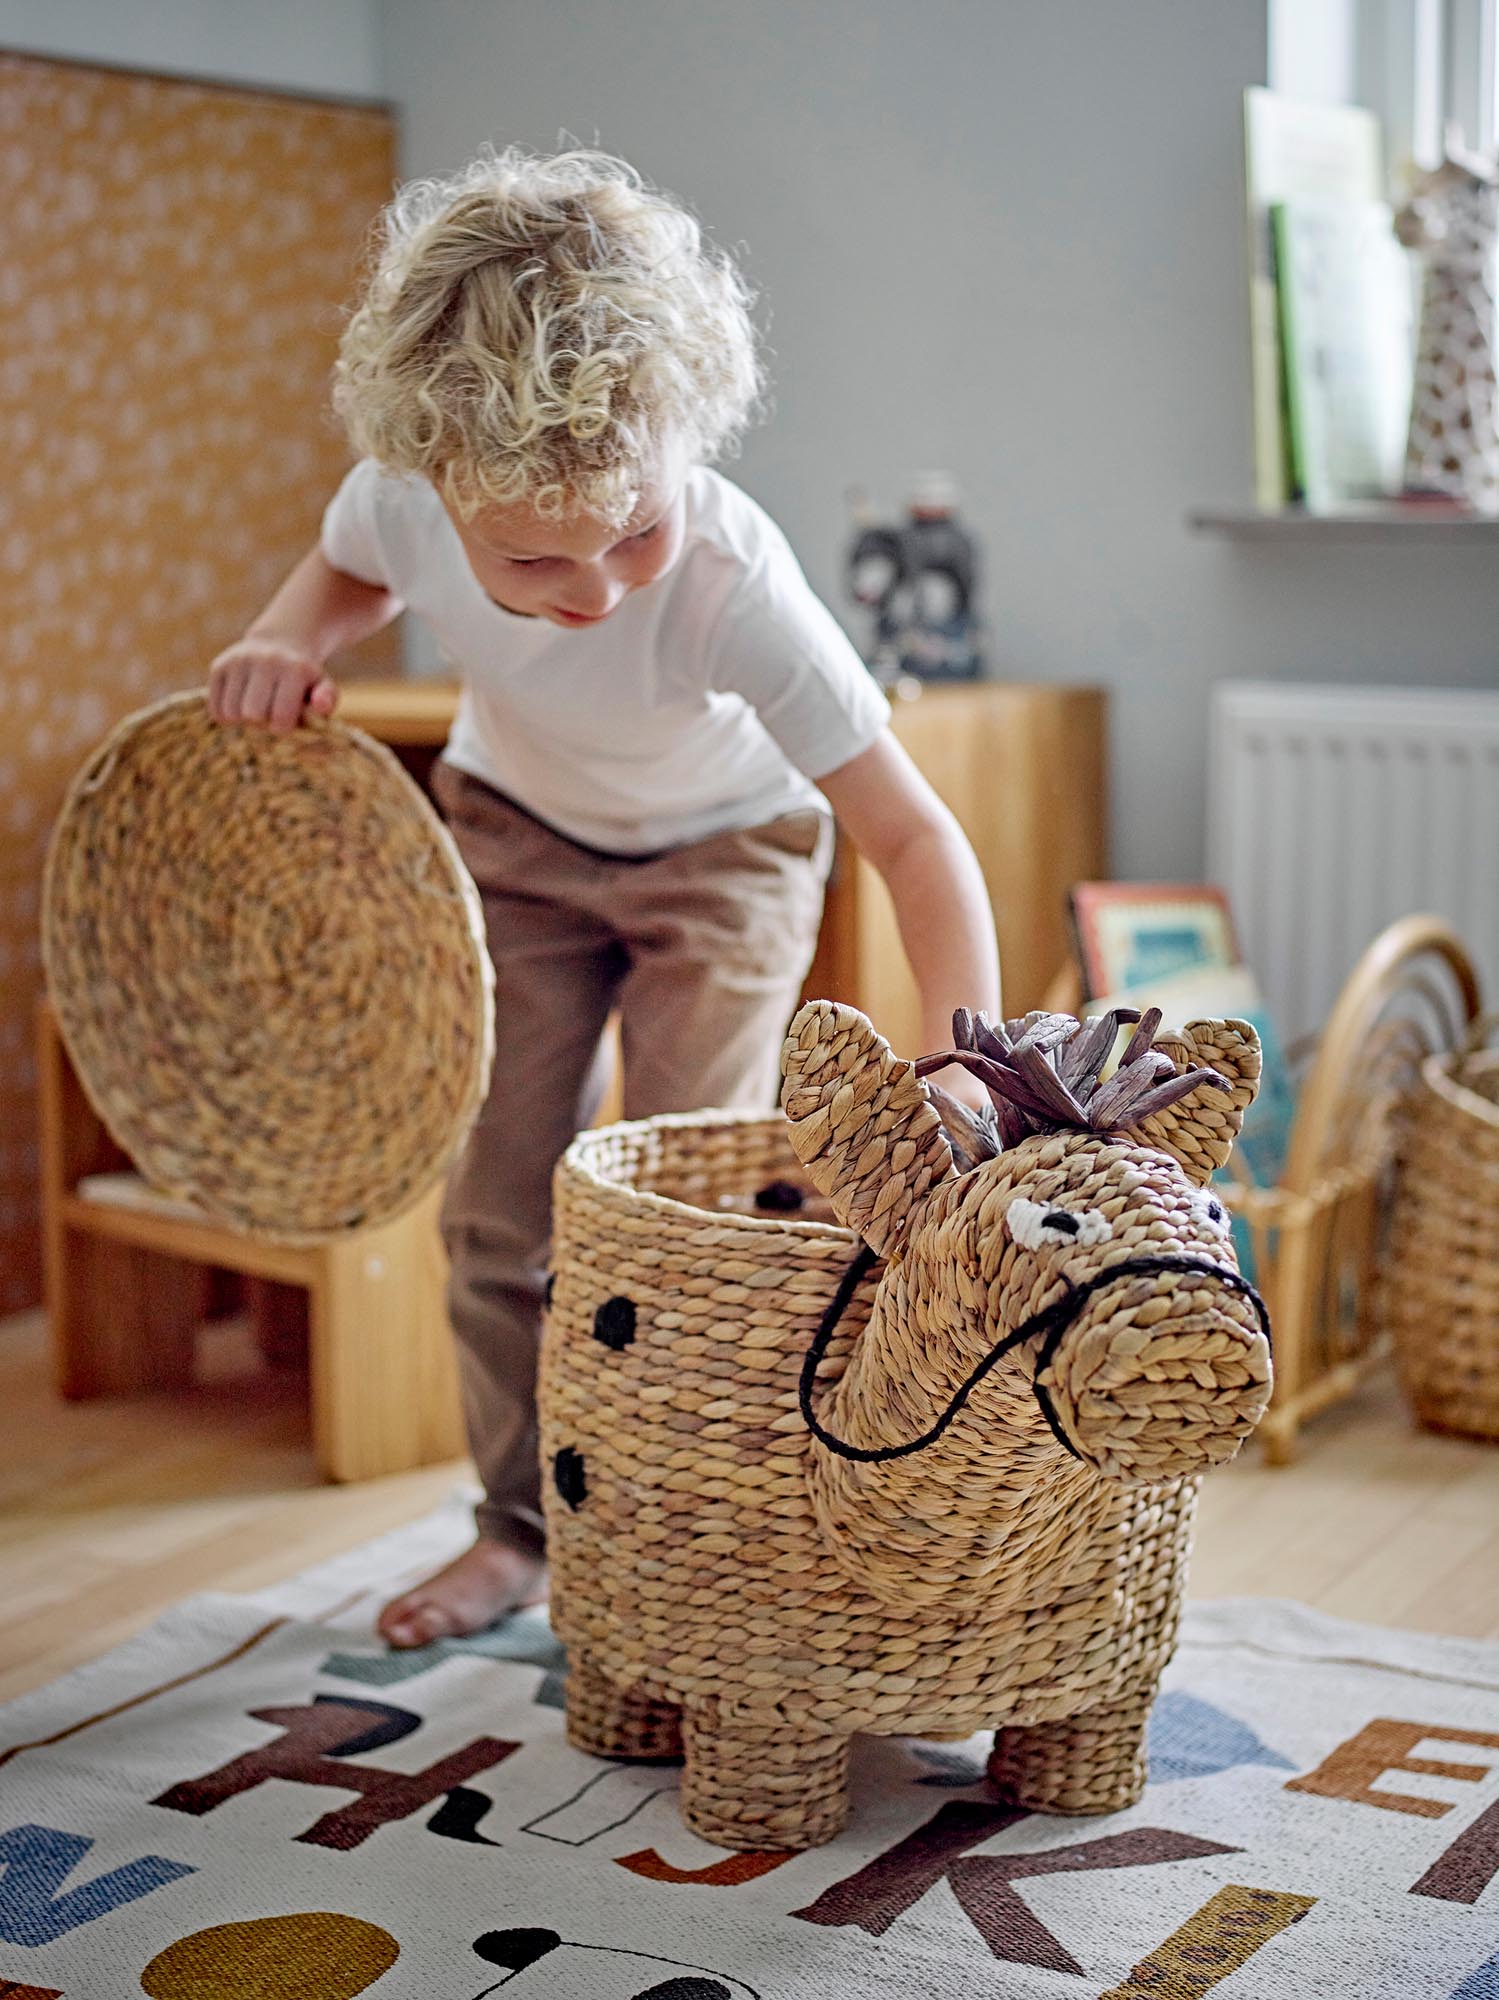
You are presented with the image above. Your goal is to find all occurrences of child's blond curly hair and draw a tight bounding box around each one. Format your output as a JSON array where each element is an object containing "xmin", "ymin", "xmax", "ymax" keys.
[{"xmin": 333, "ymin": 146, "xmax": 762, "ymax": 527}]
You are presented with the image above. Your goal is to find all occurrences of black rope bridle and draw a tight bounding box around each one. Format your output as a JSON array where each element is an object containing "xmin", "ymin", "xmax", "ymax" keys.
[{"xmin": 798, "ymin": 1247, "xmax": 1273, "ymax": 1465}]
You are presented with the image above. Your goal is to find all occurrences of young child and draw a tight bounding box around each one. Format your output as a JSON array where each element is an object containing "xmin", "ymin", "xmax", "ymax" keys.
[{"xmin": 207, "ymin": 147, "xmax": 1000, "ymax": 1647}]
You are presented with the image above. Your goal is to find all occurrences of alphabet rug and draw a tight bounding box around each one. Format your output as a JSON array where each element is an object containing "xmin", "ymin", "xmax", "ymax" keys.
[{"xmin": 3, "ymin": 1494, "xmax": 1498, "ymax": 1998}]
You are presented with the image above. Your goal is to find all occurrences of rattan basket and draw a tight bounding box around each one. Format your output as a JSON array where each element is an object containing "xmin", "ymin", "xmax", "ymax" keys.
[
  {"xmin": 42, "ymin": 692, "xmax": 493, "ymax": 1243},
  {"xmin": 1385, "ymin": 1021, "xmax": 1499, "ymax": 1441},
  {"xmin": 540, "ymin": 989, "xmax": 1271, "ymax": 1850},
  {"xmin": 542, "ymin": 1110, "xmax": 1192, "ymax": 1850}
]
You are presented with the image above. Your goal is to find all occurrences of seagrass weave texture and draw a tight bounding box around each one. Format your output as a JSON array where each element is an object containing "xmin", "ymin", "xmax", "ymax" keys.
[
  {"xmin": 541, "ymin": 1004, "xmax": 1272, "ymax": 1851},
  {"xmin": 42, "ymin": 692, "xmax": 493, "ymax": 1242},
  {"xmin": 1386, "ymin": 1033, "xmax": 1499, "ymax": 1441}
]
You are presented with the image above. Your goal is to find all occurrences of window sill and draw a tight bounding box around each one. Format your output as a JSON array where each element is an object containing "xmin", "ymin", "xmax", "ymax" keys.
[{"xmin": 1188, "ymin": 503, "xmax": 1499, "ymax": 544}]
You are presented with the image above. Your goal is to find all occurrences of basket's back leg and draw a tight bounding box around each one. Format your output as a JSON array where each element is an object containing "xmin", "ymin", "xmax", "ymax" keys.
[
  {"xmin": 988, "ymin": 1688, "xmax": 1153, "ymax": 1816},
  {"xmin": 680, "ymin": 1706, "xmax": 850, "ymax": 1851},
  {"xmin": 565, "ymin": 1654, "xmax": 683, "ymax": 1761}
]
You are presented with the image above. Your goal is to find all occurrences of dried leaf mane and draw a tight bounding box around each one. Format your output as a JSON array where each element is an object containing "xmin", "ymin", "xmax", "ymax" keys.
[{"xmin": 916, "ymin": 1006, "xmax": 1231, "ymax": 1166}]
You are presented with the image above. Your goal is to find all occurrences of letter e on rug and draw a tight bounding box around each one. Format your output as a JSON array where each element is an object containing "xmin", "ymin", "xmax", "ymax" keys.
[
  {"xmin": 1287, "ymin": 1719, "xmax": 1499, "ymax": 1818},
  {"xmin": 1287, "ymin": 1717, "xmax": 1499, "ymax": 1905}
]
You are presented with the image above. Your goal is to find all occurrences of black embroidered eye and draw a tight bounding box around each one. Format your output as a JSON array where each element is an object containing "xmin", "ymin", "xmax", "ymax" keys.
[
  {"xmin": 1007, "ymin": 1198, "xmax": 1113, "ymax": 1251},
  {"xmin": 1189, "ymin": 1190, "xmax": 1230, "ymax": 1232}
]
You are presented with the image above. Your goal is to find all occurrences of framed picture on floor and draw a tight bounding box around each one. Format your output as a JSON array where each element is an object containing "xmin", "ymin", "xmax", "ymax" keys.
[
  {"xmin": 1068, "ymin": 882, "xmax": 1239, "ymax": 1001},
  {"xmin": 1082, "ymin": 957, "xmax": 1298, "ymax": 1282}
]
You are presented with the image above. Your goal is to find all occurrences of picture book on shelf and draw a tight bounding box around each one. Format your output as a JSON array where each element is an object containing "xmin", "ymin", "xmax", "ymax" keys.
[
  {"xmin": 1243, "ymin": 88, "xmax": 1384, "ymax": 511},
  {"xmin": 1274, "ymin": 196, "xmax": 1414, "ymax": 514}
]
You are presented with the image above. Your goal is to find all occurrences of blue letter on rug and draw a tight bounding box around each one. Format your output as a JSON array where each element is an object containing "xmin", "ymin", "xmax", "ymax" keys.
[
  {"xmin": 1451, "ymin": 1952, "xmax": 1499, "ymax": 1999},
  {"xmin": 0, "ymin": 1824, "xmax": 193, "ymax": 1946},
  {"xmin": 1148, "ymin": 1692, "xmax": 1295, "ymax": 1784}
]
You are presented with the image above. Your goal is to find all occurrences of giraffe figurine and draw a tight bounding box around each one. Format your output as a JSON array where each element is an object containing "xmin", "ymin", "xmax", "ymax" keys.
[
  {"xmin": 539, "ymin": 1002, "xmax": 1273, "ymax": 1851},
  {"xmin": 1396, "ymin": 132, "xmax": 1499, "ymax": 513}
]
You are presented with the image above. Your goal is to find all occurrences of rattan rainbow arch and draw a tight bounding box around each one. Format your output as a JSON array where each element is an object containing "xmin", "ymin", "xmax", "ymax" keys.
[{"xmin": 43, "ymin": 692, "xmax": 493, "ymax": 1243}]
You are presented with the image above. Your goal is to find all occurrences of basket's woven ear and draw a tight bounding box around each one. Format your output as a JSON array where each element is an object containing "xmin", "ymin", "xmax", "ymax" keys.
[
  {"xmin": 781, "ymin": 1000, "xmax": 954, "ymax": 1254},
  {"xmin": 1133, "ymin": 1019, "xmax": 1261, "ymax": 1185}
]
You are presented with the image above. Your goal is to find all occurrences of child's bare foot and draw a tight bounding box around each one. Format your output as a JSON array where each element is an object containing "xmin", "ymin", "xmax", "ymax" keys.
[{"xmin": 377, "ymin": 1539, "xmax": 548, "ymax": 1649}]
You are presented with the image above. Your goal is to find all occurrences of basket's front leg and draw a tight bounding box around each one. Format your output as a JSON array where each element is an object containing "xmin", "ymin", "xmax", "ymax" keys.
[
  {"xmin": 680, "ymin": 1705, "xmax": 850, "ymax": 1851},
  {"xmin": 987, "ymin": 1687, "xmax": 1153, "ymax": 1815},
  {"xmin": 565, "ymin": 1654, "xmax": 683, "ymax": 1761}
]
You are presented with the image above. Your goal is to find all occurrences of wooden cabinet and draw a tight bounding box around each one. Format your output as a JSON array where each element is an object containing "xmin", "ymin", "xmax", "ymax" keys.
[
  {"xmin": 803, "ymin": 682, "xmax": 1107, "ymax": 1054},
  {"xmin": 340, "ymin": 676, "xmax": 1109, "ymax": 1054}
]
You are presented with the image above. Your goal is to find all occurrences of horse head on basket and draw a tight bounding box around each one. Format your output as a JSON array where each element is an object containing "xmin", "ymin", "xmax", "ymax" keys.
[{"xmin": 780, "ymin": 1001, "xmax": 1274, "ymax": 1610}]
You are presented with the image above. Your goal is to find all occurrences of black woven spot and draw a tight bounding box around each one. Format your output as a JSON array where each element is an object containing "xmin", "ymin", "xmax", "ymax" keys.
[
  {"xmin": 553, "ymin": 1447, "xmax": 587, "ymax": 1510},
  {"xmin": 472, "ymin": 1929, "xmax": 562, "ymax": 1972},
  {"xmin": 754, "ymin": 1178, "xmax": 806, "ymax": 1212},
  {"xmin": 1042, "ymin": 1210, "xmax": 1080, "ymax": 1235},
  {"xmin": 543, "ymin": 1272, "xmax": 555, "ymax": 1309},
  {"xmin": 634, "ymin": 1981, "xmax": 733, "ymax": 2000},
  {"xmin": 593, "ymin": 1295, "xmax": 636, "ymax": 1350}
]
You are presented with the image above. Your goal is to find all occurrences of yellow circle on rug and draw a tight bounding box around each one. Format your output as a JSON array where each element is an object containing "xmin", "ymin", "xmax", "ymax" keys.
[{"xmin": 140, "ymin": 1913, "xmax": 399, "ymax": 1998}]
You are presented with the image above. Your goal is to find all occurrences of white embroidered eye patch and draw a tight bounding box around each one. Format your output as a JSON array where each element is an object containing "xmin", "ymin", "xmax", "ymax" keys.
[
  {"xmin": 1188, "ymin": 1186, "xmax": 1232, "ymax": 1235},
  {"xmin": 1005, "ymin": 1197, "xmax": 1113, "ymax": 1251}
]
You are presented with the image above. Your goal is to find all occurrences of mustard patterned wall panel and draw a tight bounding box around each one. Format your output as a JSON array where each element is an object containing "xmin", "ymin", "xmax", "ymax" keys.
[{"xmin": 0, "ymin": 54, "xmax": 399, "ymax": 1312}]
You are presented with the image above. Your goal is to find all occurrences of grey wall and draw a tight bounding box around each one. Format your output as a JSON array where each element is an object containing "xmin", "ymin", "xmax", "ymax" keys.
[
  {"xmin": 9, "ymin": 6, "xmax": 1495, "ymax": 874},
  {"xmin": 377, "ymin": 0, "xmax": 1499, "ymax": 879},
  {"xmin": 1270, "ymin": 0, "xmax": 1357, "ymax": 101},
  {"xmin": 0, "ymin": 0, "xmax": 381, "ymax": 98}
]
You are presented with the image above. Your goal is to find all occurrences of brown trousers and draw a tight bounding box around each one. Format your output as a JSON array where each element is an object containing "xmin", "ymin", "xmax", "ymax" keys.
[{"xmin": 433, "ymin": 761, "xmax": 833, "ymax": 1557}]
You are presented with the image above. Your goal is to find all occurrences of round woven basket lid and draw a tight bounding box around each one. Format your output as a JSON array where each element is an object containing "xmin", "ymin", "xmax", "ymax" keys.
[{"xmin": 43, "ymin": 692, "xmax": 494, "ymax": 1243}]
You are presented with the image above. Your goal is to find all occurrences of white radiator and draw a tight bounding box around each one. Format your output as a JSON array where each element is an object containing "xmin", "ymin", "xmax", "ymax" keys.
[{"xmin": 1209, "ymin": 682, "xmax": 1499, "ymax": 1043}]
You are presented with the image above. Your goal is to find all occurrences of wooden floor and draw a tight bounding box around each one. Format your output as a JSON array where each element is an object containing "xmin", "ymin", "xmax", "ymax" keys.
[{"xmin": 5, "ymin": 1306, "xmax": 1499, "ymax": 1708}]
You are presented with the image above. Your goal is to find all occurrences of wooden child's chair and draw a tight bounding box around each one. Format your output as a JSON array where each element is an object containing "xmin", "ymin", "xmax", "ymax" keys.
[
  {"xmin": 37, "ymin": 694, "xmax": 496, "ymax": 1483},
  {"xmin": 37, "ymin": 997, "xmax": 465, "ymax": 1482}
]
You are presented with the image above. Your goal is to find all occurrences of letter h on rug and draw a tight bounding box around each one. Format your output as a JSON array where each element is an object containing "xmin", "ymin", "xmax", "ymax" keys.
[{"xmin": 151, "ymin": 1697, "xmax": 518, "ymax": 1851}]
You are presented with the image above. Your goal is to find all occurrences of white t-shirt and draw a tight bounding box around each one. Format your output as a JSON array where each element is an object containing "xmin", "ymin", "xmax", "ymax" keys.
[{"xmin": 320, "ymin": 460, "xmax": 890, "ymax": 854}]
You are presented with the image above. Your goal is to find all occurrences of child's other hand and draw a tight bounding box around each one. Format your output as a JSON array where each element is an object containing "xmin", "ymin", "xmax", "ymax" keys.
[{"xmin": 206, "ymin": 639, "xmax": 339, "ymax": 731}]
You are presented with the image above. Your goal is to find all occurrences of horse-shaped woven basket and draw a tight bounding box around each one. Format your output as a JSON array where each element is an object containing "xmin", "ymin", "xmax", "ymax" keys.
[{"xmin": 540, "ymin": 1000, "xmax": 1272, "ymax": 1851}]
